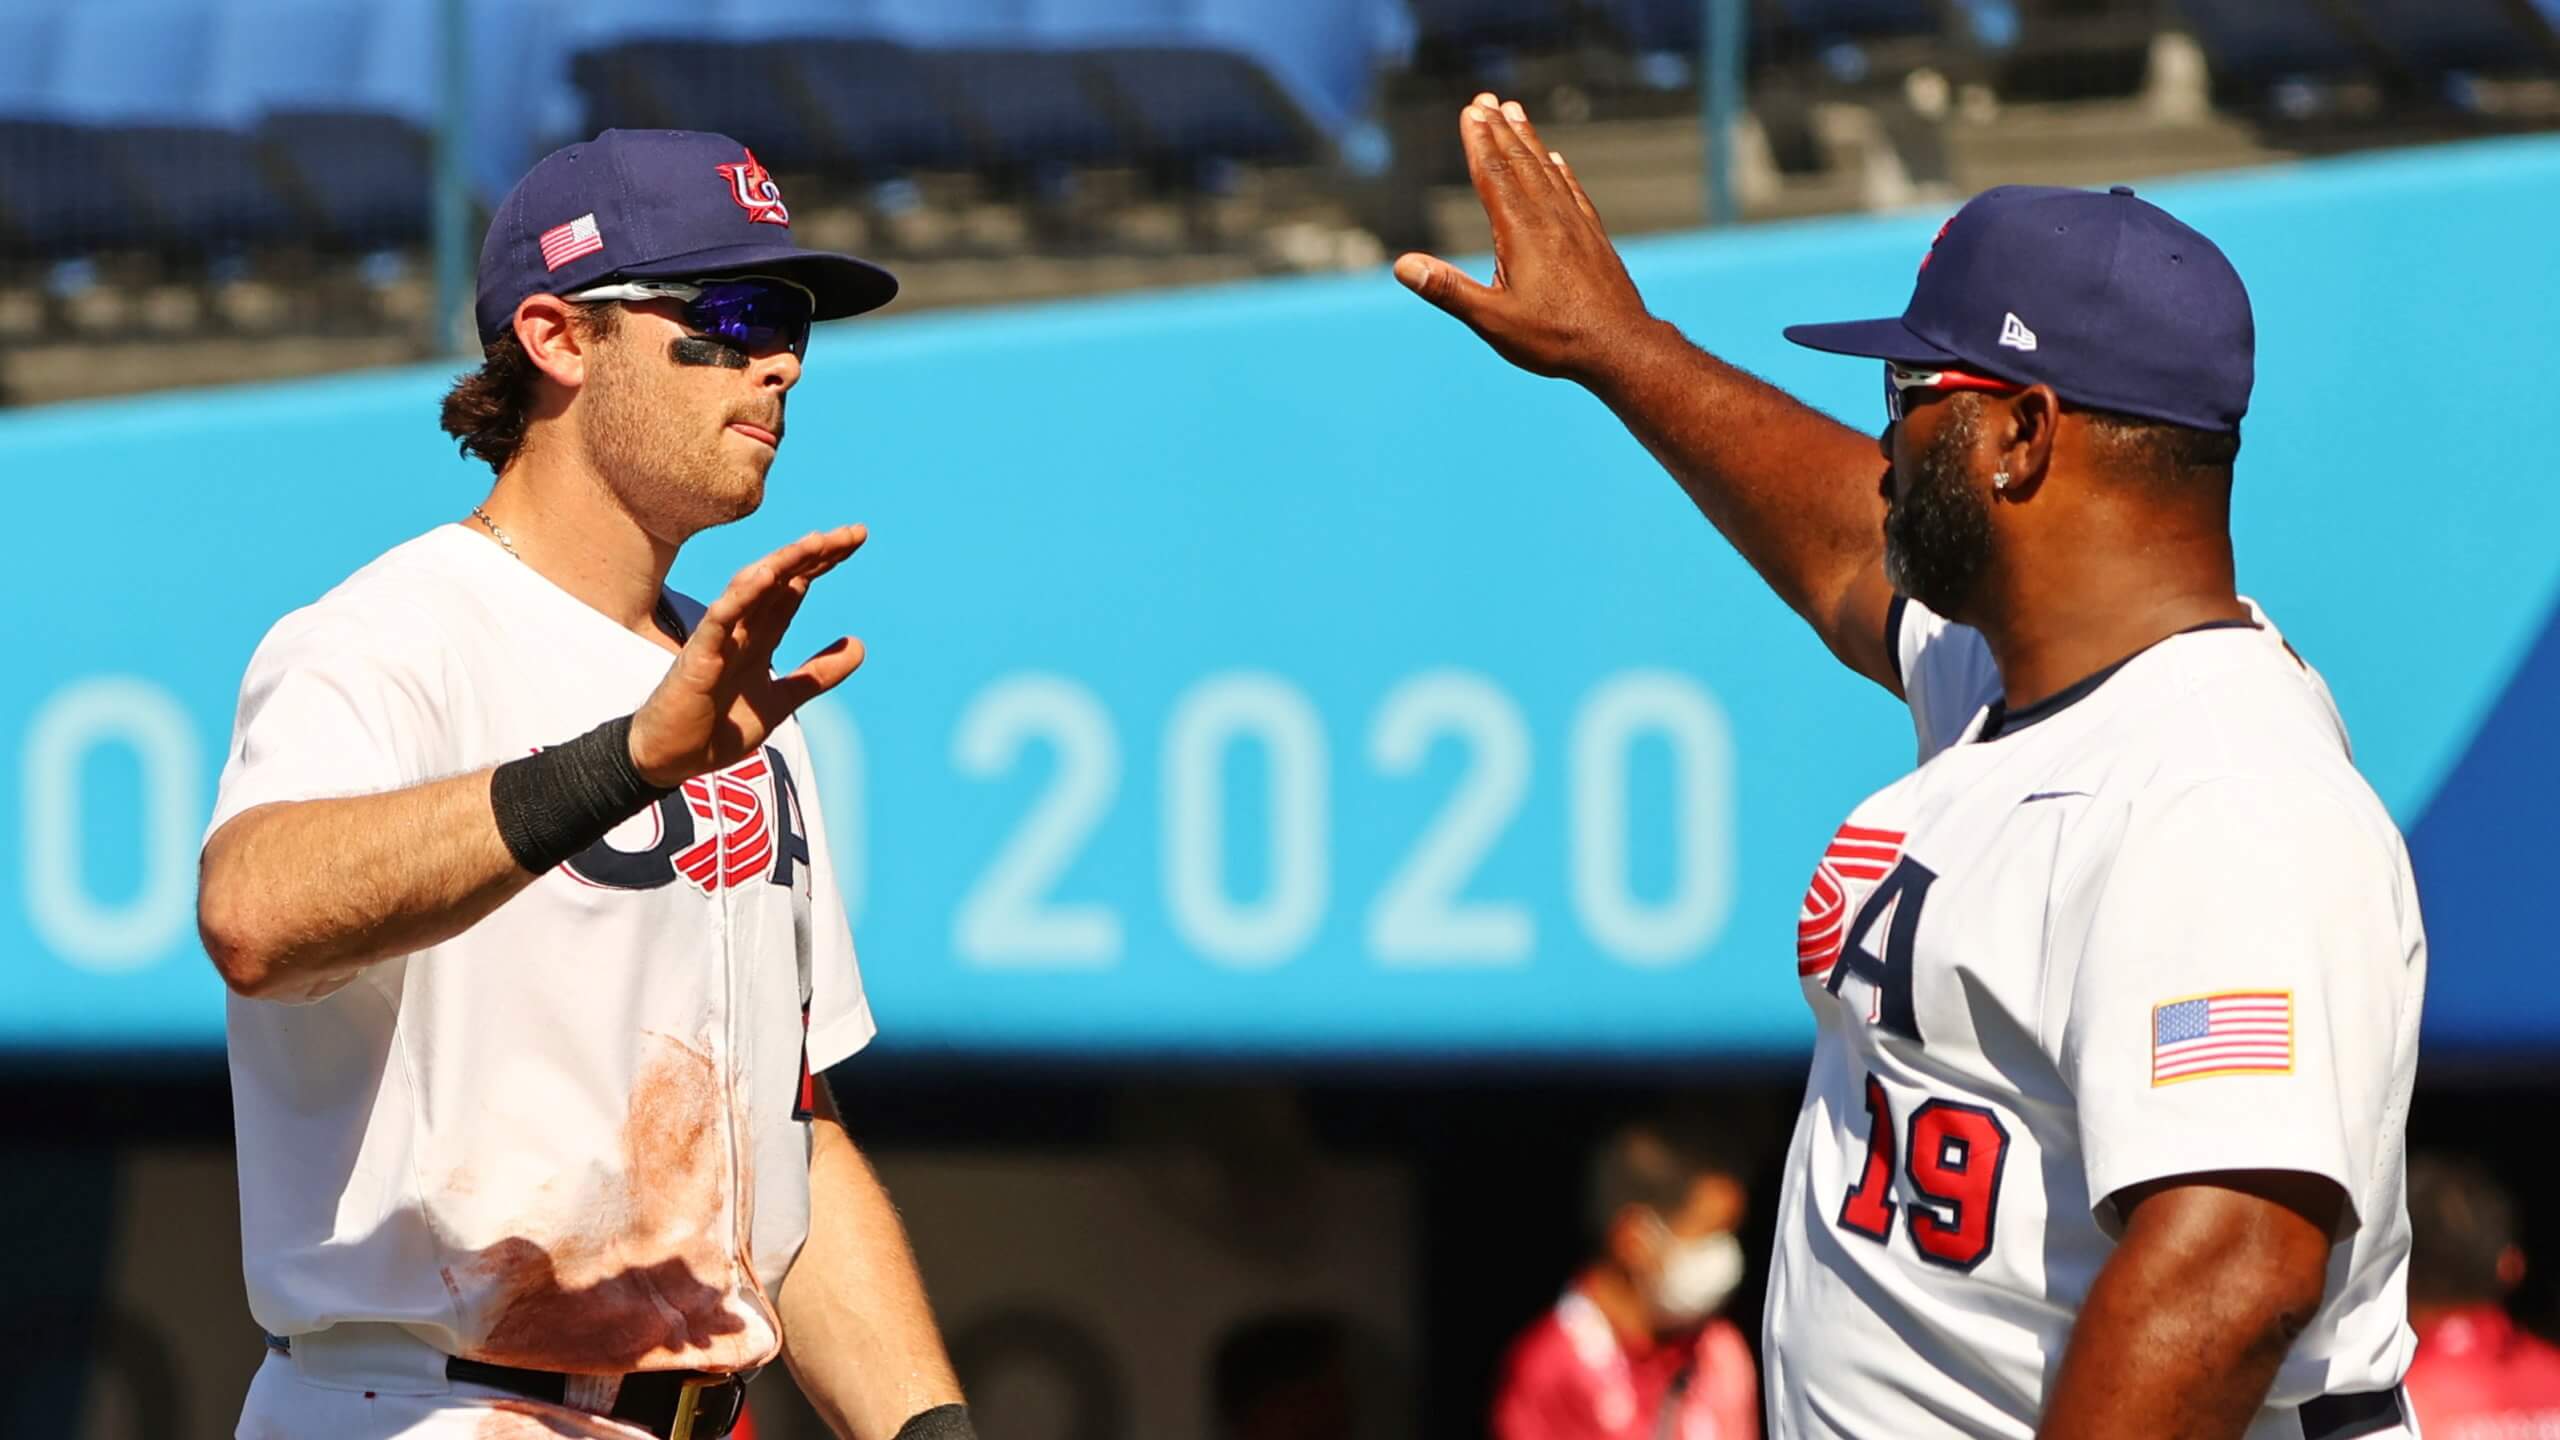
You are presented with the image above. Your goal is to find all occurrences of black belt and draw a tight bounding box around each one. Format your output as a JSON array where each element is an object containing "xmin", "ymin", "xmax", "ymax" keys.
[
  {"xmin": 447, "ymin": 1357, "xmax": 752, "ymax": 1440},
  {"xmin": 261, "ymin": 1333, "xmax": 749, "ymax": 1440},
  {"xmin": 2299, "ymin": 1385, "xmax": 2408, "ymax": 1440}
]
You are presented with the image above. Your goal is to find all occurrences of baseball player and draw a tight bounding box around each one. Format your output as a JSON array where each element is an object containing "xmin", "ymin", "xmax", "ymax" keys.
[
  {"xmin": 197, "ymin": 130, "xmax": 975, "ymax": 1440},
  {"xmin": 1399, "ymin": 96, "xmax": 2426, "ymax": 1439}
]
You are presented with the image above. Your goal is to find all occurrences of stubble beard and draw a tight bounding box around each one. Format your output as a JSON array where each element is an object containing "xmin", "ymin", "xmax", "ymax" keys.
[
  {"xmin": 579, "ymin": 345, "xmax": 767, "ymax": 540},
  {"xmin": 1883, "ymin": 403, "xmax": 1996, "ymax": 620}
]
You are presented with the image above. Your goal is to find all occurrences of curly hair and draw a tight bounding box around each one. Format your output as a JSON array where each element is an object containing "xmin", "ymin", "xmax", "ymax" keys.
[{"xmin": 438, "ymin": 304, "xmax": 618, "ymax": 475}]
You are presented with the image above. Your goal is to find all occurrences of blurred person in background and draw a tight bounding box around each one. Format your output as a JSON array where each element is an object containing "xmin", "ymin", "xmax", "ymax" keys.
[
  {"xmin": 1493, "ymin": 1123, "xmax": 1759, "ymax": 1440},
  {"xmin": 2402, "ymin": 1152, "xmax": 2560, "ymax": 1435}
]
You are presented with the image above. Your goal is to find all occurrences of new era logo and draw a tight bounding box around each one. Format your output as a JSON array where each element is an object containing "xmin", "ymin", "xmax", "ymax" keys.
[
  {"xmin": 1998, "ymin": 312, "xmax": 2038, "ymax": 352},
  {"xmin": 539, "ymin": 212, "xmax": 604, "ymax": 272}
]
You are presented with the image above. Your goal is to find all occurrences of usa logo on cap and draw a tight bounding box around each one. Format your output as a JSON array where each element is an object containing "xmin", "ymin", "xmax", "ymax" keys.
[{"xmin": 718, "ymin": 149, "xmax": 790, "ymax": 227}]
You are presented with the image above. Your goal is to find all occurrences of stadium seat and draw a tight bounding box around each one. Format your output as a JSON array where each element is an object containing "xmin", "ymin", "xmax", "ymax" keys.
[
  {"xmin": 0, "ymin": 119, "xmax": 159, "ymax": 262},
  {"xmin": 243, "ymin": 0, "xmax": 572, "ymax": 251},
  {"xmin": 1083, "ymin": 47, "xmax": 1316, "ymax": 173},
  {"xmin": 786, "ymin": 39, "xmax": 981, "ymax": 178},
  {"xmin": 47, "ymin": 0, "xmax": 303, "ymax": 255},
  {"xmin": 752, "ymin": 0, "xmax": 1097, "ymax": 179},
  {"xmin": 2345, "ymin": 0, "xmax": 2560, "ymax": 77},
  {"xmin": 927, "ymin": 47, "xmax": 1127, "ymax": 178},
  {"xmin": 1636, "ymin": 0, "xmax": 2014, "ymax": 59},
  {"xmin": 1774, "ymin": 0, "xmax": 1944, "ymax": 45},
  {"xmin": 1627, "ymin": 0, "xmax": 2008, "ymax": 58},
  {"xmin": 1595, "ymin": 0, "xmax": 1705, "ymax": 55},
  {"xmin": 1982, "ymin": 0, "xmax": 2155, "ymax": 102},
  {"xmin": 1017, "ymin": 0, "xmax": 1398, "ymax": 186},
  {"xmin": 1407, "ymin": 0, "xmax": 1579, "ymax": 57},
  {"xmin": 1745, "ymin": 0, "xmax": 2017, "ymax": 90},
  {"xmin": 97, "ymin": 125, "xmax": 304, "ymax": 254},
  {"xmin": 2172, "ymin": 0, "xmax": 2371, "ymax": 91},
  {"xmin": 258, "ymin": 111, "xmax": 431, "ymax": 253},
  {"xmin": 1030, "ymin": 0, "xmax": 1397, "ymax": 177},
  {"xmin": 836, "ymin": 0, "xmax": 1128, "ymax": 179},
  {"xmin": 558, "ymin": 0, "xmax": 759, "ymax": 167},
  {"xmin": 570, "ymin": 39, "xmax": 835, "ymax": 175}
]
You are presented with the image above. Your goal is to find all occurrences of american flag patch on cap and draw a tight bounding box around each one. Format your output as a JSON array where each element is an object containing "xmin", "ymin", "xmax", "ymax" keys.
[
  {"xmin": 2151, "ymin": 990, "xmax": 2293, "ymax": 1086},
  {"xmin": 539, "ymin": 212, "xmax": 604, "ymax": 271}
]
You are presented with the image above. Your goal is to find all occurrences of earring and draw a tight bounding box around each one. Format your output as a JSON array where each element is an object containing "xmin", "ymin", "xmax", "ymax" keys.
[{"xmin": 1993, "ymin": 470, "xmax": 2010, "ymax": 491}]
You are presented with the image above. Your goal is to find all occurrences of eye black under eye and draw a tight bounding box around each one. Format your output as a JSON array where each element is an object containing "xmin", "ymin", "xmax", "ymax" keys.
[{"xmin": 669, "ymin": 334, "xmax": 751, "ymax": 369}]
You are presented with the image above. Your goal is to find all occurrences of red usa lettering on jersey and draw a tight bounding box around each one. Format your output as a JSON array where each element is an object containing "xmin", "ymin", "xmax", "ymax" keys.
[
  {"xmin": 562, "ymin": 744, "xmax": 812, "ymax": 896},
  {"xmin": 1798, "ymin": 824, "xmax": 1909, "ymax": 976},
  {"xmin": 672, "ymin": 755, "xmax": 774, "ymax": 894}
]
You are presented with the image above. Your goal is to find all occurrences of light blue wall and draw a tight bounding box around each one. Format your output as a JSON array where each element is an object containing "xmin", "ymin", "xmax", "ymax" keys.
[{"xmin": 6, "ymin": 135, "xmax": 2554, "ymax": 1061}]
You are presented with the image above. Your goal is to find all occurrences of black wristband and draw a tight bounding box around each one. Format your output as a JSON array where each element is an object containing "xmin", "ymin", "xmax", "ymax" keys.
[
  {"xmin": 890, "ymin": 1404, "xmax": 976, "ymax": 1440},
  {"xmin": 488, "ymin": 714, "xmax": 672, "ymax": 874}
]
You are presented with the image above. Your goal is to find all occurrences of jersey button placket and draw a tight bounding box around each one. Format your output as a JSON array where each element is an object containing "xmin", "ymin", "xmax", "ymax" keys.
[{"xmin": 711, "ymin": 794, "xmax": 750, "ymax": 1319}]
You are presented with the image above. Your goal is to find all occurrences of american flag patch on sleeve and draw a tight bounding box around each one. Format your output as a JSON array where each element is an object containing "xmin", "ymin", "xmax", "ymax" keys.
[
  {"xmin": 539, "ymin": 212, "xmax": 604, "ymax": 271},
  {"xmin": 2151, "ymin": 990, "xmax": 2293, "ymax": 1086}
]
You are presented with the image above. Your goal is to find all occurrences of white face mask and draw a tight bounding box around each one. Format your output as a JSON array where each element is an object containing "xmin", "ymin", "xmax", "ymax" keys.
[{"xmin": 1646, "ymin": 1219, "xmax": 1745, "ymax": 1324}]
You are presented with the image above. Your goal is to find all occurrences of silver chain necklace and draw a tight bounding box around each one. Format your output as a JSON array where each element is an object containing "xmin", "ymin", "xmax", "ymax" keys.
[
  {"xmin": 476, "ymin": 504, "xmax": 683, "ymax": 640},
  {"xmin": 470, "ymin": 506, "xmax": 521, "ymax": 561}
]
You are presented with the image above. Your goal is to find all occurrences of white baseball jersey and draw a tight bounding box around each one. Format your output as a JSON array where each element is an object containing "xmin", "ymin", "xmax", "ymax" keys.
[
  {"xmin": 208, "ymin": 524, "xmax": 873, "ymax": 1393},
  {"xmin": 1762, "ymin": 597, "xmax": 2426, "ymax": 1439}
]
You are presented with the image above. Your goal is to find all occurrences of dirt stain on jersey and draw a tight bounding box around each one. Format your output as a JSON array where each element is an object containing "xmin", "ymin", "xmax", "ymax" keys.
[
  {"xmin": 460, "ymin": 1032, "xmax": 772, "ymax": 1376},
  {"xmin": 728, "ymin": 1083, "xmax": 782, "ymax": 1332}
]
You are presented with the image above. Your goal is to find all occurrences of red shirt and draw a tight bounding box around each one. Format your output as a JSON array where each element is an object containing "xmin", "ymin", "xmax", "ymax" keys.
[
  {"xmin": 1492, "ymin": 1292, "xmax": 1760, "ymax": 1440},
  {"xmin": 2404, "ymin": 1304, "xmax": 2560, "ymax": 1439}
]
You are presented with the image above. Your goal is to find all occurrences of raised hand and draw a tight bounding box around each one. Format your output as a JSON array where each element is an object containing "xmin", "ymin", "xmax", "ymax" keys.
[
  {"xmin": 1394, "ymin": 94, "xmax": 1658, "ymax": 383},
  {"xmin": 627, "ymin": 525, "xmax": 867, "ymax": 788}
]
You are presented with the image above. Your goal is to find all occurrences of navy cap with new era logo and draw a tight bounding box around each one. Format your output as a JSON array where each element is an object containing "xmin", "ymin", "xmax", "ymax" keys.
[
  {"xmin": 475, "ymin": 128, "xmax": 899, "ymax": 347},
  {"xmin": 1784, "ymin": 184, "xmax": 2253, "ymax": 434}
]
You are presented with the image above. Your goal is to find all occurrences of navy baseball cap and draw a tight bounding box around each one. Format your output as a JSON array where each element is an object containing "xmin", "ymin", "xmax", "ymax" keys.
[
  {"xmin": 475, "ymin": 128, "xmax": 899, "ymax": 348},
  {"xmin": 1784, "ymin": 184, "xmax": 2253, "ymax": 433}
]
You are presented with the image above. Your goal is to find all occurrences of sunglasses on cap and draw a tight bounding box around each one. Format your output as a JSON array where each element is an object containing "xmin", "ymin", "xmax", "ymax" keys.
[
  {"xmin": 564, "ymin": 274, "xmax": 818, "ymax": 359},
  {"xmin": 1884, "ymin": 361, "xmax": 2025, "ymax": 422}
]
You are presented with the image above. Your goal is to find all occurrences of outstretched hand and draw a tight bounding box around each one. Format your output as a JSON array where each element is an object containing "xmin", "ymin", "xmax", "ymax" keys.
[
  {"xmin": 627, "ymin": 525, "xmax": 867, "ymax": 788},
  {"xmin": 1394, "ymin": 94, "xmax": 1658, "ymax": 383}
]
